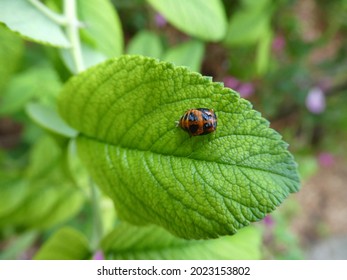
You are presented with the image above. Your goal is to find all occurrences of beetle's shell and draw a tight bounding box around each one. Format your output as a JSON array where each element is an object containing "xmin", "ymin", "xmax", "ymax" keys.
[{"xmin": 178, "ymin": 108, "xmax": 217, "ymax": 136}]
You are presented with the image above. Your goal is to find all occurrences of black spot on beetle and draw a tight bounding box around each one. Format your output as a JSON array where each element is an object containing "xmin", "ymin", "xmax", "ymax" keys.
[{"xmin": 189, "ymin": 124, "xmax": 199, "ymax": 134}]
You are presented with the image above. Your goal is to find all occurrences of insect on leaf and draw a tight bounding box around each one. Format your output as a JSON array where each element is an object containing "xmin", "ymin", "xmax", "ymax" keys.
[{"xmin": 58, "ymin": 55, "xmax": 300, "ymax": 239}]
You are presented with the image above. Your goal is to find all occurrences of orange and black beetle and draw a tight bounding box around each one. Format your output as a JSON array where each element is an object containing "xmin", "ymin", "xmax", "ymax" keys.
[{"xmin": 178, "ymin": 108, "xmax": 217, "ymax": 136}]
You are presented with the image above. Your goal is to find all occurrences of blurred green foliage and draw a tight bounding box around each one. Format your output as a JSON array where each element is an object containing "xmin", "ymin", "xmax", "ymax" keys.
[{"xmin": 1, "ymin": 0, "xmax": 346, "ymax": 259}]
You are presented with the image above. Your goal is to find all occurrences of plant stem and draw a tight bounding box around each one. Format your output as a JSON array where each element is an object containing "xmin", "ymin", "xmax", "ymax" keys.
[
  {"xmin": 64, "ymin": 0, "xmax": 85, "ymax": 73},
  {"xmin": 28, "ymin": 0, "xmax": 66, "ymax": 25}
]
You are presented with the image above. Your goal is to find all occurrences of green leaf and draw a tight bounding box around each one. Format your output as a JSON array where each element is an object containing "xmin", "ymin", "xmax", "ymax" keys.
[
  {"xmin": 224, "ymin": 5, "xmax": 271, "ymax": 46},
  {"xmin": 26, "ymin": 103, "xmax": 78, "ymax": 138},
  {"xmin": 67, "ymin": 140, "xmax": 90, "ymax": 190},
  {"xmin": 0, "ymin": 66, "xmax": 61, "ymax": 115},
  {"xmin": 77, "ymin": 0, "xmax": 123, "ymax": 57},
  {"xmin": 0, "ymin": 0, "xmax": 70, "ymax": 47},
  {"xmin": 25, "ymin": 135, "xmax": 62, "ymax": 180},
  {"xmin": 102, "ymin": 222, "xmax": 261, "ymax": 259},
  {"xmin": 99, "ymin": 197, "xmax": 117, "ymax": 237},
  {"xmin": 0, "ymin": 176, "xmax": 28, "ymax": 218},
  {"xmin": 56, "ymin": 0, "xmax": 123, "ymax": 73},
  {"xmin": 127, "ymin": 31, "xmax": 163, "ymax": 58},
  {"xmin": 58, "ymin": 55, "xmax": 300, "ymax": 239},
  {"xmin": 163, "ymin": 40, "xmax": 205, "ymax": 72},
  {"xmin": 60, "ymin": 44, "xmax": 107, "ymax": 74},
  {"xmin": 242, "ymin": 0, "xmax": 271, "ymax": 10},
  {"xmin": 0, "ymin": 136, "xmax": 84, "ymax": 229},
  {"xmin": 34, "ymin": 227, "xmax": 90, "ymax": 260},
  {"xmin": 256, "ymin": 29, "xmax": 273, "ymax": 75},
  {"xmin": 0, "ymin": 26, "xmax": 23, "ymax": 92},
  {"xmin": 147, "ymin": 0, "xmax": 227, "ymax": 41},
  {"xmin": 296, "ymin": 155, "xmax": 318, "ymax": 181}
]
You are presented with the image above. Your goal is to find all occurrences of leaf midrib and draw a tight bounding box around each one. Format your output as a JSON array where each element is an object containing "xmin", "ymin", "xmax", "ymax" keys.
[{"xmin": 80, "ymin": 133, "xmax": 299, "ymax": 183}]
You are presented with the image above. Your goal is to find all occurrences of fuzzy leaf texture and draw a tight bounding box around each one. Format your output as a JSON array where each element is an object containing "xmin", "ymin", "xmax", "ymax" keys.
[{"xmin": 58, "ymin": 55, "xmax": 300, "ymax": 239}]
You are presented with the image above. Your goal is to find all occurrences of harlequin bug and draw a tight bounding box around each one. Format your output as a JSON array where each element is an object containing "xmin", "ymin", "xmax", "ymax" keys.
[{"xmin": 177, "ymin": 108, "xmax": 217, "ymax": 136}]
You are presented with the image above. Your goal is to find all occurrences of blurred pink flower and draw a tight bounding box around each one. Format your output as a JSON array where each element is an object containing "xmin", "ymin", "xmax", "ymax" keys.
[
  {"xmin": 223, "ymin": 76, "xmax": 255, "ymax": 98},
  {"xmin": 237, "ymin": 82, "xmax": 255, "ymax": 98},
  {"xmin": 318, "ymin": 152, "xmax": 334, "ymax": 167},
  {"xmin": 263, "ymin": 215, "xmax": 274, "ymax": 228},
  {"xmin": 223, "ymin": 76, "xmax": 240, "ymax": 89},
  {"xmin": 305, "ymin": 87, "xmax": 325, "ymax": 114},
  {"xmin": 154, "ymin": 13, "xmax": 166, "ymax": 27},
  {"xmin": 272, "ymin": 35, "xmax": 286, "ymax": 53},
  {"xmin": 92, "ymin": 250, "xmax": 104, "ymax": 260}
]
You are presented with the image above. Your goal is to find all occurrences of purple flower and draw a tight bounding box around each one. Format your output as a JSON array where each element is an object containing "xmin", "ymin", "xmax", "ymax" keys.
[
  {"xmin": 237, "ymin": 82, "xmax": 255, "ymax": 98},
  {"xmin": 318, "ymin": 152, "xmax": 334, "ymax": 167},
  {"xmin": 272, "ymin": 35, "xmax": 286, "ymax": 53},
  {"xmin": 223, "ymin": 76, "xmax": 240, "ymax": 89},
  {"xmin": 154, "ymin": 13, "xmax": 166, "ymax": 27},
  {"xmin": 305, "ymin": 87, "xmax": 325, "ymax": 114},
  {"xmin": 223, "ymin": 76, "xmax": 255, "ymax": 98},
  {"xmin": 263, "ymin": 215, "xmax": 275, "ymax": 228},
  {"xmin": 92, "ymin": 250, "xmax": 104, "ymax": 260}
]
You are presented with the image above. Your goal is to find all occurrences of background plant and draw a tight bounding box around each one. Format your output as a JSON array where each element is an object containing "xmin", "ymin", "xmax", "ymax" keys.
[{"xmin": 1, "ymin": 0, "xmax": 346, "ymax": 260}]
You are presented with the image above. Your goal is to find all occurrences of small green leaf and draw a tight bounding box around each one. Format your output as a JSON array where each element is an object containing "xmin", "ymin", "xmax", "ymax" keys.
[
  {"xmin": 0, "ymin": 26, "xmax": 23, "ymax": 92},
  {"xmin": 224, "ymin": 6, "xmax": 271, "ymax": 46},
  {"xmin": 6, "ymin": 180, "xmax": 83, "ymax": 231},
  {"xmin": 56, "ymin": 0, "xmax": 123, "ymax": 73},
  {"xmin": 0, "ymin": 176, "xmax": 27, "ymax": 218},
  {"xmin": 127, "ymin": 31, "xmax": 163, "ymax": 58},
  {"xmin": 34, "ymin": 227, "xmax": 90, "ymax": 260},
  {"xmin": 296, "ymin": 155, "xmax": 318, "ymax": 181},
  {"xmin": 0, "ymin": 0, "xmax": 70, "ymax": 47},
  {"xmin": 67, "ymin": 140, "xmax": 90, "ymax": 190},
  {"xmin": 58, "ymin": 55, "xmax": 300, "ymax": 239},
  {"xmin": 163, "ymin": 40, "xmax": 205, "ymax": 72},
  {"xmin": 147, "ymin": 0, "xmax": 227, "ymax": 41},
  {"xmin": 25, "ymin": 134, "xmax": 62, "ymax": 180},
  {"xmin": 0, "ymin": 136, "xmax": 84, "ymax": 229},
  {"xmin": 60, "ymin": 44, "xmax": 107, "ymax": 74},
  {"xmin": 102, "ymin": 222, "xmax": 261, "ymax": 259},
  {"xmin": 256, "ymin": 29, "xmax": 273, "ymax": 75},
  {"xmin": 0, "ymin": 66, "xmax": 61, "ymax": 115},
  {"xmin": 77, "ymin": 0, "xmax": 123, "ymax": 57},
  {"xmin": 26, "ymin": 103, "xmax": 78, "ymax": 138}
]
